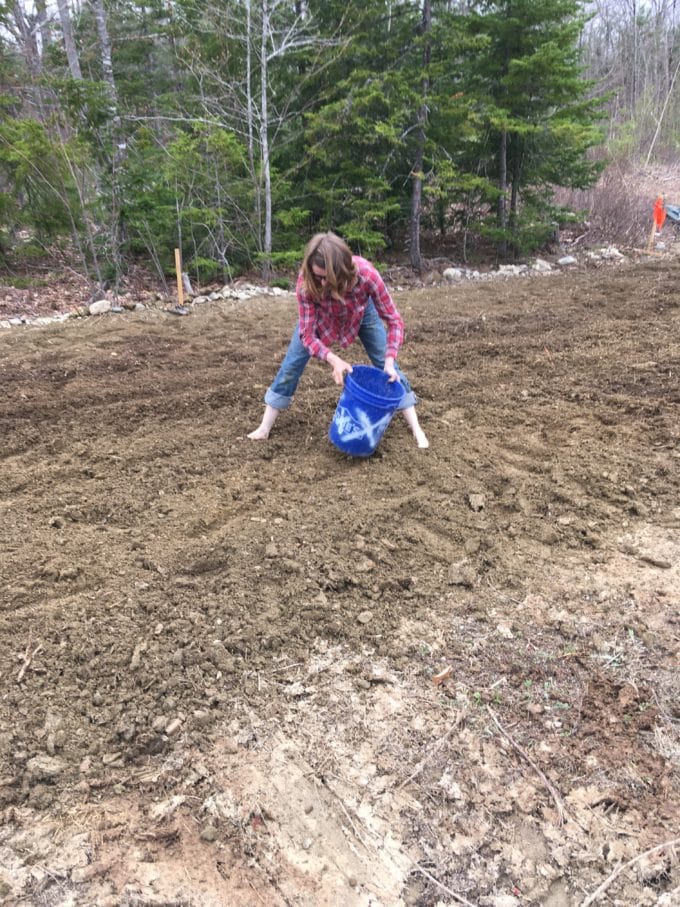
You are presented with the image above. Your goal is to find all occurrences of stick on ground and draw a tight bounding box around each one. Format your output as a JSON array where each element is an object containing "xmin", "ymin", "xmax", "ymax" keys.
[{"xmin": 580, "ymin": 837, "xmax": 680, "ymax": 906}]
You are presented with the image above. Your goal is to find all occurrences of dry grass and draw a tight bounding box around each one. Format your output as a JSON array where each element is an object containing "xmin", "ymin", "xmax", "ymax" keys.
[{"xmin": 555, "ymin": 162, "xmax": 680, "ymax": 248}]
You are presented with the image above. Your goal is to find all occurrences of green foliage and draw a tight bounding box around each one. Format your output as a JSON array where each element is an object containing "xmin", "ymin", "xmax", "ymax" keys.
[
  {"xmin": 0, "ymin": 118, "xmax": 79, "ymax": 237},
  {"xmin": 456, "ymin": 0, "xmax": 605, "ymax": 255},
  {"xmin": 0, "ymin": 0, "xmax": 606, "ymax": 272}
]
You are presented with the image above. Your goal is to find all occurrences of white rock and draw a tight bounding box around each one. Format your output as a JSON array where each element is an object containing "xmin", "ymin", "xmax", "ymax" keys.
[
  {"xmin": 88, "ymin": 299, "xmax": 112, "ymax": 315},
  {"xmin": 193, "ymin": 295, "xmax": 210, "ymax": 304},
  {"xmin": 558, "ymin": 255, "xmax": 577, "ymax": 266},
  {"xmin": 26, "ymin": 755, "xmax": 68, "ymax": 779},
  {"xmin": 498, "ymin": 264, "xmax": 526, "ymax": 276},
  {"xmin": 533, "ymin": 258, "xmax": 552, "ymax": 272},
  {"xmin": 443, "ymin": 267, "xmax": 463, "ymax": 282}
]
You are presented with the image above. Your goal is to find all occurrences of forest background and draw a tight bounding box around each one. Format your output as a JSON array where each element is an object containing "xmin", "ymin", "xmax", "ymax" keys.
[{"xmin": 1, "ymin": 0, "xmax": 679, "ymax": 292}]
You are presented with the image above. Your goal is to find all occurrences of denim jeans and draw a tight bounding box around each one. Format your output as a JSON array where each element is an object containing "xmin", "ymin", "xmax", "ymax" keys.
[{"xmin": 264, "ymin": 300, "xmax": 417, "ymax": 410}]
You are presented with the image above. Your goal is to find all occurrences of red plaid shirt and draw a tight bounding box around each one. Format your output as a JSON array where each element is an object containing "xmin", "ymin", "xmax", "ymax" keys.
[{"xmin": 296, "ymin": 256, "xmax": 404, "ymax": 361}]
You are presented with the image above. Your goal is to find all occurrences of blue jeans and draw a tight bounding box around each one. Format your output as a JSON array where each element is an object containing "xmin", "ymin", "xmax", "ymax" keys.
[{"xmin": 264, "ymin": 300, "xmax": 417, "ymax": 410}]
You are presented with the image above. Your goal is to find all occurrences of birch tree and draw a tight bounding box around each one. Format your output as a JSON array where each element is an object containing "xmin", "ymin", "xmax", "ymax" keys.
[
  {"xmin": 409, "ymin": 0, "xmax": 431, "ymax": 272},
  {"xmin": 55, "ymin": 0, "xmax": 82, "ymax": 79}
]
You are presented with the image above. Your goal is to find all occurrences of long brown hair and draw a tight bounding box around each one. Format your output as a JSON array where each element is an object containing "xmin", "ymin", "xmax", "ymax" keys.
[{"xmin": 301, "ymin": 232, "xmax": 358, "ymax": 302}]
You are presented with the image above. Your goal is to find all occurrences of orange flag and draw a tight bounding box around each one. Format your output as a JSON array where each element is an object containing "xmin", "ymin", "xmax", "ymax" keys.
[{"xmin": 653, "ymin": 195, "xmax": 666, "ymax": 230}]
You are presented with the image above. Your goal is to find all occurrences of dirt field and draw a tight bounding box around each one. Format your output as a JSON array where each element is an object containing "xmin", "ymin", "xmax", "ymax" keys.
[{"xmin": 1, "ymin": 255, "xmax": 679, "ymax": 906}]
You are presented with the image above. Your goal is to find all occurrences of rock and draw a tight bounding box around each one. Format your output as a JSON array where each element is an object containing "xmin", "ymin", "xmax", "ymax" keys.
[
  {"xmin": 26, "ymin": 755, "xmax": 67, "ymax": 780},
  {"xmin": 357, "ymin": 610, "xmax": 373, "ymax": 624},
  {"xmin": 193, "ymin": 709, "xmax": 211, "ymax": 727},
  {"xmin": 532, "ymin": 258, "xmax": 552, "ymax": 272},
  {"xmin": 443, "ymin": 267, "xmax": 464, "ymax": 283},
  {"xmin": 71, "ymin": 861, "xmax": 111, "ymax": 883},
  {"xmin": 223, "ymin": 737, "xmax": 239, "ymax": 754},
  {"xmin": 200, "ymin": 824, "xmax": 217, "ymax": 842},
  {"xmin": 165, "ymin": 718, "xmax": 183, "ymax": 736},
  {"xmin": 447, "ymin": 560, "xmax": 474, "ymax": 587},
  {"xmin": 600, "ymin": 245, "xmax": 625, "ymax": 260},
  {"xmin": 468, "ymin": 493, "xmax": 485, "ymax": 512},
  {"xmin": 88, "ymin": 299, "xmax": 112, "ymax": 315},
  {"xmin": 558, "ymin": 255, "xmax": 577, "ymax": 266}
]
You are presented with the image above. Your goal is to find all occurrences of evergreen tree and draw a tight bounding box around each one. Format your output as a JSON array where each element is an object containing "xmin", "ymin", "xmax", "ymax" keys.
[{"xmin": 459, "ymin": 0, "xmax": 605, "ymax": 256}]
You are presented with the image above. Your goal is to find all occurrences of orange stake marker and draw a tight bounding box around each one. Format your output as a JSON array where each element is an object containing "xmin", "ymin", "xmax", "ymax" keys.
[
  {"xmin": 653, "ymin": 194, "xmax": 666, "ymax": 230},
  {"xmin": 647, "ymin": 195, "xmax": 666, "ymax": 250}
]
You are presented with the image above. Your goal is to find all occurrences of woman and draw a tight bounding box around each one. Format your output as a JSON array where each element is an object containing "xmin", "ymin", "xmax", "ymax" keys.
[{"xmin": 248, "ymin": 232, "xmax": 429, "ymax": 448}]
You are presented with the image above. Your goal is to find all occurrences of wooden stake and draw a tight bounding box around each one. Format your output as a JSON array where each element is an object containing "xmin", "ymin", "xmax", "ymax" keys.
[
  {"xmin": 174, "ymin": 248, "xmax": 184, "ymax": 308},
  {"xmin": 646, "ymin": 221, "xmax": 657, "ymax": 252}
]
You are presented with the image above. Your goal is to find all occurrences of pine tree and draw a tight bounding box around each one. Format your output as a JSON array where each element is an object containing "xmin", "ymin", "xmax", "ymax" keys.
[{"xmin": 460, "ymin": 0, "xmax": 605, "ymax": 256}]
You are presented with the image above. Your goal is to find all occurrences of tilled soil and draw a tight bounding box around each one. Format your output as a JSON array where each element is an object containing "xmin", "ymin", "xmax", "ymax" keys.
[{"xmin": 0, "ymin": 257, "xmax": 679, "ymax": 906}]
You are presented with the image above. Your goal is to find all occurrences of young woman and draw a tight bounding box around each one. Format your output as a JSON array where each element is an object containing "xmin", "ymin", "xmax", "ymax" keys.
[{"xmin": 248, "ymin": 231, "xmax": 429, "ymax": 448}]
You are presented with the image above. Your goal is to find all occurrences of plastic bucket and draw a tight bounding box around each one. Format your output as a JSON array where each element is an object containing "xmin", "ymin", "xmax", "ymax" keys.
[{"xmin": 329, "ymin": 365, "xmax": 405, "ymax": 457}]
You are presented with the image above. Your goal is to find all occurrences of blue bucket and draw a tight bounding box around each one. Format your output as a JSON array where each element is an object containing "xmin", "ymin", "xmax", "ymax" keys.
[{"xmin": 329, "ymin": 365, "xmax": 405, "ymax": 457}]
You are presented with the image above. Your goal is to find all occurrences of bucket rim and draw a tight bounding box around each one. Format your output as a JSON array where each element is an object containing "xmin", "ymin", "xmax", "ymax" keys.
[{"xmin": 345, "ymin": 364, "xmax": 405, "ymax": 408}]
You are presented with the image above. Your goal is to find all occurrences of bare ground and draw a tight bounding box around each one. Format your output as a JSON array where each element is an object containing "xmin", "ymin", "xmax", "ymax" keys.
[{"xmin": 0, "ymin": 253, "xmax": 679, "ymax": 906}]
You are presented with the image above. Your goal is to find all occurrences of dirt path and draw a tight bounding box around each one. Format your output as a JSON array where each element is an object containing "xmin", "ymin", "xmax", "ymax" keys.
[{"xmin": 1, "ymin": 257, "xmax": 679, "ymax": 906}]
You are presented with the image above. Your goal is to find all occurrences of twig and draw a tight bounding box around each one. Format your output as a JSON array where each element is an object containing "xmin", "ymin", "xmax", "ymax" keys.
[
  {"xmin": 397, "ymin": 711, "xmax": 465, "ymax": 791},
  {"xmin": 17, "ymin": 640, "xmax": 42, "ymax": 683},
  {"xmin": 246, "ymin": 876, "xmax": 268, "ymax": 905},
  {"xmin": 486, "ymin": 706, "xmax": 567, "ymax": 826},
  {"xmin": 580, "ymin": 837, "xmax": 680, "ymax": 906},
  {"xmin": 323, "ymin": 780, "xmax": 372, "ymax": 848},
  {"xmin": 411, "ymin": 863, "xmax": 479, "ymax": 907}
]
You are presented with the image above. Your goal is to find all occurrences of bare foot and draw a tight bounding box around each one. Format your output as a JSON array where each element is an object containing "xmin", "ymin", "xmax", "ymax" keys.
[
  {"xmin": 413, "ymin": 427, "xmax": 429, "ymax": 449},
  {"xmin": 247, "ymin": 426, "xmax": 270, "ymax": 440}
]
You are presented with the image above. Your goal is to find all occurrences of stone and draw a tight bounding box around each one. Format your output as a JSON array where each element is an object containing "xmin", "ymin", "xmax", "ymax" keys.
[
  {"xmin": 26, "ymin": 755, "xmax": 67, "ymax": 780},
  {"xmin": 88, "ymin": 299, "xmax": 112, "ymax": 315},
  {"xmin": 558, "ymin": 255, "xmax": 577, "ymax": 266},
  {"xmin": 443, "ymin": 267, "xmax": 464, "ymax": 283}
]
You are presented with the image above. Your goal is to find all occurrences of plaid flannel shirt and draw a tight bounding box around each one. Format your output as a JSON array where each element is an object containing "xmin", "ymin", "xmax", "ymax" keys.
[{"xmin": 296, "ymin": 256, "xmax": 404, "ymax": 362}]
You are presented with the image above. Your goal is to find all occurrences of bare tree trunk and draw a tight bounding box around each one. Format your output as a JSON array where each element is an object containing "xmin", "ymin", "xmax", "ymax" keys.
[
  {"xmin": 91, "ymin": 0, "xmax": 118, "ymax": 106},
  {"xmin": 409, "ymin": 0, "xmax": 431, "ymax": 273},
  {"xmin": 245, "ymin": 0, "xmax": 262, "ymax": 250},
  {"xmin": 35, "ymin": 0, "xmax": 51, "ymax": 60},
  {"xmin": 55, "ymin": 0, "xmax": 82, "ymax": 80},
  {"xmin": 260, "ymin": 0, "xmax": 272, "ymax": 276},
  {"xmin": 498, "ymin": 128, "xmax": 508, "ymax": 258},
  {"xmin": 12, "ymin": 3, "xmax": 38, "ymax": 68}
]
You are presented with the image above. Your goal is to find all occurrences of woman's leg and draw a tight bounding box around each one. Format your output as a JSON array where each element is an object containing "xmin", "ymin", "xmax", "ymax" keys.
[
  {"xmin": 357, "ymin": 302, "xmax": 429, "ymax": 448},
  {"xmin": 248, "ymin": 323, "xmax": 311, "ymax": 440}
]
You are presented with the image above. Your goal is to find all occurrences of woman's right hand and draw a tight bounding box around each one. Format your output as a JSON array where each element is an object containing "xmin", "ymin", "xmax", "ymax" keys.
[{"xmin": 326, "ymin": 352, "xmax": 353, "ymax": 386}]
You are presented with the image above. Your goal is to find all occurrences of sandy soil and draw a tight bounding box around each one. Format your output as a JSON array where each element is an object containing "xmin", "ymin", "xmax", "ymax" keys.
[{"xmin": 0, "ymin": 255, "xmax": 679, "ymax": 906}]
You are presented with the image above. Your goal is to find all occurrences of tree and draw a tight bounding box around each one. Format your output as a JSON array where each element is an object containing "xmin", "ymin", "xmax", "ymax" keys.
[
  {"xmin": 55, "ymin": 0, "xmax": 82, "ymax": 80},
  {"xmin": 409, "ymin": 0, "xmax": 432, "ymax": 272},
  {"xmin": 460, "ymin": 0, "xmax": 605, "ymax": 255}
]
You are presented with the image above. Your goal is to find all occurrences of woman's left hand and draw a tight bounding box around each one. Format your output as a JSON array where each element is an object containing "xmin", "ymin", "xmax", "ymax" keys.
[{"xmin": 384, "ymin": 357, "xmax": 398, "ymax": 382}]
